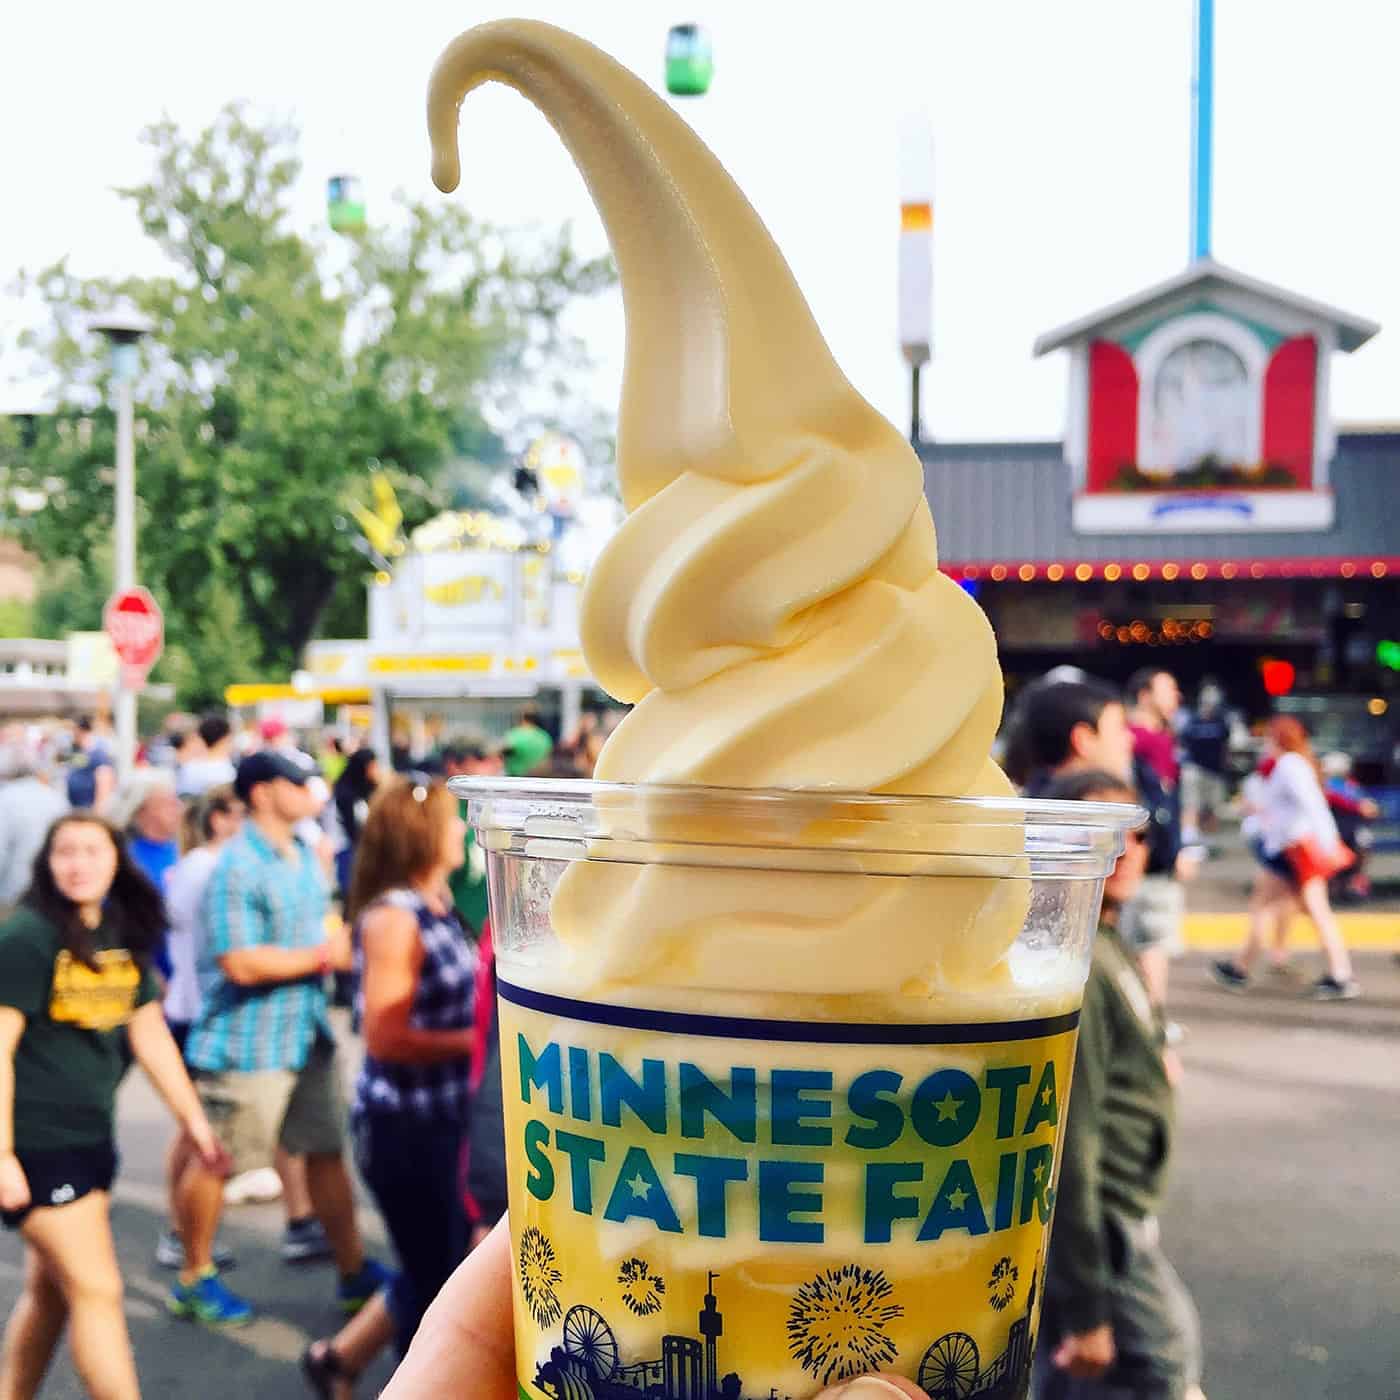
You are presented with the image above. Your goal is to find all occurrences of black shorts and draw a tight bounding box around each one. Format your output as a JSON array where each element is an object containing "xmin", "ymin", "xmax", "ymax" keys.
[
  {"xmin": 1, "ymin": 1141, "xmax": 118, "ymax": 1230},
  {"xmin": 168, "ymin": 1020, "xmax": 192, "ymax": 1061}
]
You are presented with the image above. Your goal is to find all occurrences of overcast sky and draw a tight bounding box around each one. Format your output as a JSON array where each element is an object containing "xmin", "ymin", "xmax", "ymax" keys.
[{"xmin": 3, "ymin": 2, "xmax": 1397, "ymax": 442}]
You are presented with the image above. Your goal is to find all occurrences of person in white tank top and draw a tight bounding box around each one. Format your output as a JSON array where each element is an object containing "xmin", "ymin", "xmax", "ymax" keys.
[{"xmin": 1213, "ymin": 719, "xmax": 1358, "ymax": 1001}]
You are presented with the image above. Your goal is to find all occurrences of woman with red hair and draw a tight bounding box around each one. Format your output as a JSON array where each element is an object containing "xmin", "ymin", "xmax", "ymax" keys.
[{"xmin": 1213, "ymin": 716, "xmax": 1359, "ymax": 1000}]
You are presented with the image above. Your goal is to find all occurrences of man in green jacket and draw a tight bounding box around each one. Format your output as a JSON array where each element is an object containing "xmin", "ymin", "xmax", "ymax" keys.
[{"xmin": 1034, "ymin": 769, "xmax": 1205, "ymax": 1400}]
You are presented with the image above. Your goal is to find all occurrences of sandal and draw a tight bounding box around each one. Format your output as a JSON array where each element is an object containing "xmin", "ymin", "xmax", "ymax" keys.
[{"xmin": 301, "ymin": 1341, "xmax": 355, "ymax": 1399}]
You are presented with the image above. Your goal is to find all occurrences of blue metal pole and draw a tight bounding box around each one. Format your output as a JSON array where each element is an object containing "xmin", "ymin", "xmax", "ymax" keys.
[{"xmin": 1190, "ymin": 0, "xmax": 1215, "ymax": 262}]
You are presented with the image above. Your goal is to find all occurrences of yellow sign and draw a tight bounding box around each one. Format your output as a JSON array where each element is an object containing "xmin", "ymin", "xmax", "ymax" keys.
[
  {"xmin": 224, "ymin": 683, "xmax": 370, "ymax": 706},
  {"xmin": 367, "ymin": 654, "xmax": 495, "ymax": 675},
  {"xmin": 423, "ymin": 573, "xmax": 507, "ymax": 608}
]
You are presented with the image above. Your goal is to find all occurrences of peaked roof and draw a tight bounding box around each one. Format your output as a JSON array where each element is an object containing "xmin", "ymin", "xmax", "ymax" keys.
[{"xmin": 1033, "ymin": 257, "xmax": 1380, "ymax": 356}]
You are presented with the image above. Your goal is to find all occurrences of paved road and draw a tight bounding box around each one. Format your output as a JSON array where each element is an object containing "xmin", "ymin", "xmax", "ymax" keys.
[{"xmin": 2, "ymin": 953, "xmax": 1398, "ymax": 1398}]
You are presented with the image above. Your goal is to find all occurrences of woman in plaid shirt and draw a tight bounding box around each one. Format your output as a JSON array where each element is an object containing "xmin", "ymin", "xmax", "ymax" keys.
[{"xmin": 303, "ymin": 781, "xmax": 476, "ymax": 1398}]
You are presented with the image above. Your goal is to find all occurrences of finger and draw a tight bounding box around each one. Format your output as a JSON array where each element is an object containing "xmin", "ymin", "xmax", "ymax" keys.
[
  {"xmin": 382, "ymin": 1216, "xmax": 515, "ymax": 1399},
  {"xmin": 827, "ymin": 1380, "xmax": 929, "ymax": 1399}
]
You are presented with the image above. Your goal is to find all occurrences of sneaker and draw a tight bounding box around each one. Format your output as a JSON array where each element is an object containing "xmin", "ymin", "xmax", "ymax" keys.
[
  {"xmin": 337, "ymin": 1258, "xmax": 395, "ymax": 1315},
  {"xmin": 1210, "ymin": 960, "xmax": 1250, "ymax": 993},
  {"xmin": 168, "ymin": 1269, "xmax": 254, "ymax": 1328},
  {"xmin": 155, "ymin": 1230, "xmax": 237, "ymax": 1272},
  {"xmin": 282, "ymin": 1218, "xmax": 334, "ymax": 1265},
  {"xmin": 224, "ymin": 1166, "xmax": 283, "ymax": 1205},
  {"xmin": 1310, "ymin": 975, "xmax": 1360, "ymax": 1001}
]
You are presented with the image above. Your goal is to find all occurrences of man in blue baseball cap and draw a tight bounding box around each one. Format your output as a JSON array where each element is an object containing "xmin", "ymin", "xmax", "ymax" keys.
[{"xmin": 169, "ymin": 752, "xmax": 389, "ymax": 1327}]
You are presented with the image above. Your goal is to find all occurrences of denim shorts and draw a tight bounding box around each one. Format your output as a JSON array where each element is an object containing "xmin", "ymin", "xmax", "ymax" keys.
[{"xmin": 1248, "ymin": 836, "xmax": 1298, "ymax": 887}]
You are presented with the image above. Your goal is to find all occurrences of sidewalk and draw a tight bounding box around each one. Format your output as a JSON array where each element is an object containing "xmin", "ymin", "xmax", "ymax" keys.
[{"xmin": 1183, "ymin": 910, "xmax": 1399, "ymax": 951}]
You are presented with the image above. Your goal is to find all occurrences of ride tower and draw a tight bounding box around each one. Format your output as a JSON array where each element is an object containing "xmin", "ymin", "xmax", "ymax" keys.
[{"xmin": 698, "ymin": 1272, "xmax": 723, "ymax": 1397}]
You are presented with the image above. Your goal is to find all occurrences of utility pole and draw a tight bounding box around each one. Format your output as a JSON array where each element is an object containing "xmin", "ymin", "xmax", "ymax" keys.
[
  {"xmin": 90, "ymin": 307, "xmax": 154, "ymax": 781},
  {"xmin": 1190, "ymin": 0, "xmax": 1215, "ymax": 262},
  {"xmin": 899, "ymin": 117, "xmax": 935, "ymax": 444}
]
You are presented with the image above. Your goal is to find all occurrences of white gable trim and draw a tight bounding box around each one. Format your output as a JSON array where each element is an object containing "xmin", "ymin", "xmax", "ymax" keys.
[
  {"xmin": 1065, "ymin": 342, "xmax": 1089, "ymax": 483},
  {"xmin": 1314, "ymin": 325, "xmax": 1337, "ymax": 486},
  {"xmin": 1034, "ymin": 258, "xmax": 1379, "ymax": 356}
]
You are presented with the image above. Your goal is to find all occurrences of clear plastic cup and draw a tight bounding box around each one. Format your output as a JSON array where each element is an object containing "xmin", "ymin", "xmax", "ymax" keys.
[{"xmin": 457, "ymin": 777, "xmax": 1143, "ymax": 1400}]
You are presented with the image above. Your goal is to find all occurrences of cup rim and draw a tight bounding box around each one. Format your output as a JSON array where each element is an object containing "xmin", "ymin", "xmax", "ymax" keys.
[{"xmin": 451, "ymin": 775, "xmax": 1147, "ymax": 833}]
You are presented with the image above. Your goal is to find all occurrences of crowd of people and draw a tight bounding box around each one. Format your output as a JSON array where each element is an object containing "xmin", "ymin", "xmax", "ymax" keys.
[
  {"xmin": 0, "ymin": 684, "xmax": 1383, "ymax": 1400},
  {"xmin": 998, "ymin": 663, "xmax": 1382, "ymax": 1400},
  {"xmin": 0, "ymin": 701, "xmax": 613, "ymax": 1399},
  {"xmin": 1004, "ymin": 664, "xmax": 1374, "ymax": 1006}
]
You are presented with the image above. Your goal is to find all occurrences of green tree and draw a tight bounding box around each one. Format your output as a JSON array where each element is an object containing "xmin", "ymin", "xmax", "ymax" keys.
[
  {"xmin": 0, "ymin": 598, "xmax": 32, "ymax": 639},
  {"xmin": 15, "ymin": 104, "xmax": 613, "ymax": 703},
  {"xmin": 30, "ymin": 555, "xmax": 109, "ymax": 639}
]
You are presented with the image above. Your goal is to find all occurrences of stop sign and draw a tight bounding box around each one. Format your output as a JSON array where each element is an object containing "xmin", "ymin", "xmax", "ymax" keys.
[{"xmin": 104, "ymin": 587, "xmax": 164, "ymax": 687}]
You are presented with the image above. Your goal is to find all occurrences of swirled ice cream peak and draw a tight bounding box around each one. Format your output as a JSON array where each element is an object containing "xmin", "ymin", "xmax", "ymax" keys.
[
  {"xmin": 428, "ymin": 18, "xmax": 1006, "ymax": 801},
  {"xmin": 430, "ymin": 21, "xmax": 1027, "ymax": 1007}
]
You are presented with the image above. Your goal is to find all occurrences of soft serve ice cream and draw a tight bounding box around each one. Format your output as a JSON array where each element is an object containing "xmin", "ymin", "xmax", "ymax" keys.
[
  {"xmin": 430, "ymin": 20, "xmax": 1097, "ymax": 1396},
  {"xmin": 429, "ymin": 19, "xmax": 1036, "ymax": 1020}
]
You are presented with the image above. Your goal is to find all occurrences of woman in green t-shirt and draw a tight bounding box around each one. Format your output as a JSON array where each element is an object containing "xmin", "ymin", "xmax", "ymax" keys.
[{"xmin": 0, "ymin": 813, "xmax": 227, "ymax": 1400}]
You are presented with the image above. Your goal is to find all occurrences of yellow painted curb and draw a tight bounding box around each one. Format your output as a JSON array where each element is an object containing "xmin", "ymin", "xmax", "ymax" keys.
[{"xmin": 1184, "ymin": 912, "xmax": 1400, "ymax": 951}]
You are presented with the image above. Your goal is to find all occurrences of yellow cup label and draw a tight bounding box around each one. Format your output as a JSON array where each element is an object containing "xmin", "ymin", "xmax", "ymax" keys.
[{"xmin": 498, "ymin": 978, "xmax": 1078, "ymax": 1400}]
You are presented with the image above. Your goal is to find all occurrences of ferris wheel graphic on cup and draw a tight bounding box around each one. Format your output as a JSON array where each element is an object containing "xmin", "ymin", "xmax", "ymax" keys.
[
  {"xmin": 918, "ymin": 1331, "xmax": 980, "ymax": 1397},
  {"xmin": 915, "ymin": 1254, "xmax": 1042, "ymax": 1399},
  {"xmin": 561, "ymin": 1306, "xmax": 619, "ymax": 1380}
]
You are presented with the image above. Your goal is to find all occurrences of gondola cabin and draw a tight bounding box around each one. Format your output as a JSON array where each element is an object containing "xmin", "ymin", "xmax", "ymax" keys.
[
  {"xmin": 665, "ymin": 24, "xmax": 713, "ymax": 96},
  {"xmin": 327, "ymin": 174, "xmax": 366, "ymax": 233}
]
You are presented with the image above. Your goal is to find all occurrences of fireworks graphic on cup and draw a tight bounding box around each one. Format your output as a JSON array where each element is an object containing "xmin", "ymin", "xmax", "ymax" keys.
[
  {"xmin": 787, "ymin": 1265, "xmax": 905, "ymax": 1385},
  {"xmin": 518, "ymin": 1227, "xmax": 564, "ymax": 1328},
  {"xmin": 618, "ymin": 1257, "xmax": 667, "ymax": 1317},
  {"xmin": 988, "ymin": 1255, "xmax": 1020, "ymax": 1312}
]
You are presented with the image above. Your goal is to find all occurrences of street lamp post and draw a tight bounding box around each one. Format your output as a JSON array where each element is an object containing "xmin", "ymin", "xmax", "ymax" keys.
[{"xmin": 90, "ymin": 307, "xmax": 154, "ymax": 781}]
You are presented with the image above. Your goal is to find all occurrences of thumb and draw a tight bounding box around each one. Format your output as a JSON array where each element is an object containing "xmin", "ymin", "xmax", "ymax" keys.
[{"xmin": 815, "ymin": 1378, "xmax": 929, "ymax": 1399}]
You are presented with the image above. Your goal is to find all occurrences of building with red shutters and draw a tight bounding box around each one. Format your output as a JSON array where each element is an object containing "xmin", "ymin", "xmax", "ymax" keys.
[
  {"xmin": 919, "ymin": 260, "xmax": 1398, "ymax": 757},
  {"xmin": 1038, "ymin": 259, "xmax": 1376, "ymax": 535}
]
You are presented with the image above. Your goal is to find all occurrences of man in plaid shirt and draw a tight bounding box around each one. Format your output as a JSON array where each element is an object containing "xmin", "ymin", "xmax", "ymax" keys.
[{"xmin": 170, "ymin": 752, "xmax": 389, "ymax": 1327}]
